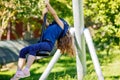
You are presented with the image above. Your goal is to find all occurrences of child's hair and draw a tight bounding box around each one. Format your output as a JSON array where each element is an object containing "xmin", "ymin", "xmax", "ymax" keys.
[{"xmin": 57, "ymin": 30, "xmax": 76, "ymax": 56}]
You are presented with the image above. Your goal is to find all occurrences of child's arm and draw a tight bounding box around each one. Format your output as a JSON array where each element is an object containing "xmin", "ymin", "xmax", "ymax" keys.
[{"xmin": 45, "ymin": 0, "xmax": 64, "ymax": 29}]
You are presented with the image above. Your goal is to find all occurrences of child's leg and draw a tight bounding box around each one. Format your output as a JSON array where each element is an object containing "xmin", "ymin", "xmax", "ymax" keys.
[
  {"xmin": 22, "ymin": 42, "xmax": 52, "ymax": 75},
  {"xmin": 17, "ymin": 46, "xmax": 30, "ymax": 71},
  {"xmin": 17, "ymin": 58, "xmax": 26, "ymax": 71},
  {"xmin": 24, "ymin": 42, "xmax": 52, "ymax": 68},
  {"xmin": 11, "ymin": 56, "xmax": 32, "ymax": 80},
  {"xmin": 11, "ymin": 42, "xmax": 52, "ymax": 79},
  {"xmin": 22, "ymin": 55, "xmax": 35, "ymax": 77},
  {"xmin": 26, "ymin": 55, "xmax": 35, "ymax": 69},
  {"xmin": 11, "ymin": 47, "xmax": 30, "ymax": 79}
]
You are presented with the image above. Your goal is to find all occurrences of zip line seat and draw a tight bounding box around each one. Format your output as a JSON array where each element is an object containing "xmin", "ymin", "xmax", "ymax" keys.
[
  {"xmin": 35, "ymin": 47, "xmax": 57, "ymax": 60},
  {"xmin": 36, "ymin": 51, "xmax": 50, "ymax": 56}
]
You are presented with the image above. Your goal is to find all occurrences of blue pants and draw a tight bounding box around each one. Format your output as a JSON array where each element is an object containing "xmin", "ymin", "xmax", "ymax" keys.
[{"xmin": 19, "ymin": 42, "xmax": 53, "ymax": 58}]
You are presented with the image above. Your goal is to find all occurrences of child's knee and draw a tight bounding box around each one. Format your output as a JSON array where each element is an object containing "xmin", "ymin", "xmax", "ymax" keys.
[{"xmin": 19, "ymin": 47, "xmax": 28, "ymax": 58}]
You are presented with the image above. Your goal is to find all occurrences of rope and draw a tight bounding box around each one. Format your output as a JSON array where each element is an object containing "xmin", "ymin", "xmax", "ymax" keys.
[{"xmin": 39, "ymin": 13, "xmax": 47, "ymax": 42}]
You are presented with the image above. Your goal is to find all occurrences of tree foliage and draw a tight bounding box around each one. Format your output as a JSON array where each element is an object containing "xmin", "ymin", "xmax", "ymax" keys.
[
  {"xmin": 0, "ymin": 0, "xmax": 73, "ymax": 40},
  {"xmin": 0, "ymin": 0, "xmax": 119, "ymax": 53},
  {"xmin": 84, "ymin": 0, "xmax": 120, "ymax": 54},
  {"xmin": 0, "ymin": 0, "xmax": 44, "ymax": 40}
]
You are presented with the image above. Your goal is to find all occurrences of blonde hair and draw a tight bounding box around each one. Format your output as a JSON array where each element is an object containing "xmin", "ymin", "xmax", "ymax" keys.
[{"xmin": 57, "ymin": 30, "xmax": 76, "ymax": 56}]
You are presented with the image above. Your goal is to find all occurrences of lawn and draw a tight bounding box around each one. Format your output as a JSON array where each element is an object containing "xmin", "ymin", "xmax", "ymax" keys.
[{"xmin": 0, "ymin": 51, "xmax": 120, "ymax": 80}]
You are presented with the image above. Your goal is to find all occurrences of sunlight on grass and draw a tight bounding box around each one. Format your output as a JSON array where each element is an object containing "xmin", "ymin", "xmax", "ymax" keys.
[
  {"xmin": 102, "ymin": 60, "xmax": 120, "ymax": 80},
  {"xmin": 31, "ymin": 62, "xmax": 49, "ymax": 74},
  {"xmin": 0, "ymin": 53, "xmax": 120, "ymax": 80},
  {"xmin": 103, "ymin": 62, "xmax": 120, "ymax": 76}
]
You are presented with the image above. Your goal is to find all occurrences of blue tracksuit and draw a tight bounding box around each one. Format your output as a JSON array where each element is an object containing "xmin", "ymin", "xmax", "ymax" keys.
[{"xmin": 19, "ymin": 19, "xmax": 69, "ymax": 58}]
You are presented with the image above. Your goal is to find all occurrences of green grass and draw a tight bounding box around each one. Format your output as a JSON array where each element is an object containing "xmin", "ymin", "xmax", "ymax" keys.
[{"xmin": 0, "ymin": 52, "xmax": 120, "ymax": 80}]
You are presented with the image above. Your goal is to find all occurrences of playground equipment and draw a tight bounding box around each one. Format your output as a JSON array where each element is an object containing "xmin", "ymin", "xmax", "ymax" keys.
[
  {"xmin": 72, "ymin": 0, "xmax": 104, "ymax": 80},
  {"xmin": 38, "ymin": 28, "xmax": 104, "ymax": 80},
  {"xmin": 84, "ymin": 28, "xmax": 104, "ymax": 80},
  {"xmin": 38, "ymin": 0, "xmax": 104, "ymax": 80}
]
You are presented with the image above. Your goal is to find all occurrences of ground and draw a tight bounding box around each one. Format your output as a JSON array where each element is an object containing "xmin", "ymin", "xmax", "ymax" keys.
[{"xmin": 0, "ymin": 52, "xmax": 120, "ymax": 80}]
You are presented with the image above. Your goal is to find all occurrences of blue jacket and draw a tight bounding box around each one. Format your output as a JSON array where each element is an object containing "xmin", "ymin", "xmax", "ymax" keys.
[{"xmin": 42, "ymin": 18, "xmax": 69, "ymax": 47}]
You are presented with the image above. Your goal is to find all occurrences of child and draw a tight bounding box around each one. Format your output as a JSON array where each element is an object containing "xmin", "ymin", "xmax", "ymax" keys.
[{"xmin": 11, "ymin": 0, "xmax": 75, "ymax": 80}]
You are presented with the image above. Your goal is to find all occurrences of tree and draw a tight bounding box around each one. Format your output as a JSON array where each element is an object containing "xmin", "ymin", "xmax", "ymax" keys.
[
  {"xmin": 84, "ymin": 0, "xmax": 120, "ymax": 54},
  {"xmin": 0, "ymin": 0, "xmax": 73, "ymax": 40},
  {"xmin": 0, "ymin": 0, "xmax": 44, "ymax": 40},
  {"xmin": 0, "ymin": 0, "xmax": 17, "ymax": 40}
]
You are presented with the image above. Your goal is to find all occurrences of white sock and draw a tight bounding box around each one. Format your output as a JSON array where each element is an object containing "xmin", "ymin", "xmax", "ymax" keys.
[{"xmin": 24, "ymin": 66, "xmax": 30, "ymax": 71}]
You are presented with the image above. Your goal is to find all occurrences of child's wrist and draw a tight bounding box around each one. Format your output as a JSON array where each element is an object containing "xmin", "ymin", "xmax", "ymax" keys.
[{"xmin": 45, "ymin": 2, "xmax": 50, "ymax": 8}]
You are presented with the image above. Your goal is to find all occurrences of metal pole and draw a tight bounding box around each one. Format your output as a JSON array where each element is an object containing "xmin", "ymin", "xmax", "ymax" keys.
[
  {"xmin": 76, "ymin": 50, "xmax": 83, "ymax": 80},
  {"xmin": 72, "ymin": 0, "xmax": 86, "ymax": 79},
  {"xmin": 70, "ymin": 28, "xmax": 84, "ymax": 80},
  {"xmin": 84, "ymin": 28, "xmax": 104, "ymax": 80},
  {"xmin": 39, "ymin": 49, "xmax": 61, "ymax": 80}
]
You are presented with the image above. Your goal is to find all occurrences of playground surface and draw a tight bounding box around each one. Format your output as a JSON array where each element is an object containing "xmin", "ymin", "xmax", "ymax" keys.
[{"xmin": 0, "ymin": 51, "xmax": 120, "ymax": 80}]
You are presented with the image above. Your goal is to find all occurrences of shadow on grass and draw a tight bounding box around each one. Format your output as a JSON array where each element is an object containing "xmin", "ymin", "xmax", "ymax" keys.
[
  {"xmin": 0, "ymin": 57, "xmax": 76, "ymax": 80},
  {"xmin": 20, "ymin": 55, "xmax": 76, "ymax": 80},
  {"xmin": 0, "ymin": 74, "xmax": 11, "ymax": 80},
  {"xmin": 1, "ymin": 51, "xmax": 120, "ymax": 80},
  {"xmin": 105, "ymin": 75, "xmax": 120, "ymax": 80},
  {"xmin": 86, "ymin": 50, "xmax": 117, "ymax": 67},
  {"xmin": 20, "ymin": 67, "xmax": 76, "ymax": 80}
]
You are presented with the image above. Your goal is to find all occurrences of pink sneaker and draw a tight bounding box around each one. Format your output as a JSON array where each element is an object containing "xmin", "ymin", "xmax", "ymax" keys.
[
  {"xmin": 10, "ymin": 69, "xmax": 30, "ymax": 80},
  {"xmin": 10, "ymin": 77, "xmax": 20, "ymax": 80},
  {"xmin": 15, "ymin": 71, "xmax": 25, "ymax": 78},
  {"xmin": 22, "ymin": 68, "xmax": 30, "ymax": 77},
  {"xmin": 10, "ymin": 71, "xmax": 24, "ymax": 80}
]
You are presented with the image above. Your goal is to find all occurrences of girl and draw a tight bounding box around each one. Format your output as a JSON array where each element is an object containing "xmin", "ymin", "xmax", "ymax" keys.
[{"xmin": 11, "ymin": 0, "xmax": 75, "ymax": 80}]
